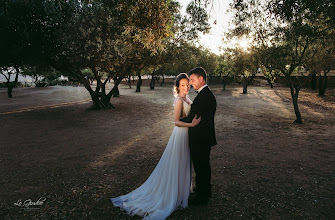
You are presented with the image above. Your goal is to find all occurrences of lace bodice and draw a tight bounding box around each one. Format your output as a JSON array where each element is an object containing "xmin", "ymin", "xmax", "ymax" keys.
[
  {"xmin": 183, "ymin": 99, "xmax": 191, "ymax": 116},
  {"xmin": 174, "ymin": 96, "xmax": 192, "ymax": 117}
]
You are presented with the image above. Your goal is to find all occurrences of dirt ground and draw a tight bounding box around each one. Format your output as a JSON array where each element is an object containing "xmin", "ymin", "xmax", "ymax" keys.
[{"xmin": 1, "ymin": 81, "xmax": 335, "ymax": 219}]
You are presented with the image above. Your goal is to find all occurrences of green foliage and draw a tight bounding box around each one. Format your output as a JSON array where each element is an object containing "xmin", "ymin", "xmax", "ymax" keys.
[
  {"xmin": 133, "ymin": 0, "xmax": 212, "ymax": 79},
  {"xmin": 0, "ymin": 1, "xmax": 48, "ymax": 69},
  {"xmin": 215, "ymin": 57, "xmax": 233, "ymax": 77},
  {"xmin": 152, "ymin": 41, "xmax": 218, "ymax": 77},
  {"xmin": 122, "ymin": 0, "xmax": 174, "ymax": 53},
  {"xmin": 214, "ymin": 54, "xmax": 237, "ymax": 88},
  {"xmin": 169, "ymin": 1, "xmax": 210, "ymax": 43},
  {"xmin": 224, "ymin": 47, "xmax": 258, "ymax": 79}
]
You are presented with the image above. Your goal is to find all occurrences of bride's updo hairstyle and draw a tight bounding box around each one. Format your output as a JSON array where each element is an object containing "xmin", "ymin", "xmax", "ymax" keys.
[{"xmin": 173, "ymin": 73, "xmax": 189, "ymax": 97}]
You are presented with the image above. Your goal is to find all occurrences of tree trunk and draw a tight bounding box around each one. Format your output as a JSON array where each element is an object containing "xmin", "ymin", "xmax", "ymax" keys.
[
  {"xmin": 319, "ymin": 75, "xmax": 324, "ymax": 96},
  {"xmin": 82, "ymin": 80, "xmax": 103, "ymax": 110},
  {"xmin": 160, "ymin": 75, "xmax": 165, "ymax": 86},
  {"xmin": 249, "ymin": 73, "xmax": 256, "ymax": 85},
  {"xmin": 34, "ymin": 75, "xmax": 39, "ymax": 87},
  {"xmin": 111, "ymin": 76, "xmax": 120, "ymax": 97},
  {"xmin": 325, "ymin": 72, "xmax": 328, "ymax": 94},
  {"xmin": 318, "ymin": 71, "xmax": 328, "ymax": 96},
  {"xmin": 243, "ymin": 83, "xmax": 248, "ymax": 94},
  {"xmin": 150, "ymin": 74, "xmax": 155, "ymax": 90},
  {"xmin": 101, "ymin": 82, "xmax": 115, "ymax": 109},
  {"xmin": 136, "ymin": 74, "xmax": 142, "ymax": 92},
  {"xmin": 6, "ymin": 71, "xmax": 19, "ymax": 98},
  {"xmin": 266, "ymin": 78, "xmax": 274, "ymax": 88},
  {"xmin": 102, "ymin": 96, "xmax": 114, "ymax": 108},
  {"xmin": 91, "ymin": 92, "xmax": 103, "ymax": 109},
  {"xmin": 242, "ymin": 77, "xmax": 248, "ymax": 94},
  {"xmin": 311, "ymin": 72, "xmax": 316, "ymax": 90},
  {"xmin": 79, "ymin": 70, "xmax": 116, "ymax": 110},
  {"xmin": 89, "ymin": 92, "xmax": 114, "ymax": 109},
  {"xmin": 282, "ymin": 67, "xmax": 304, "ymax": 123},
  {"xmin": 80, "ymin": 73, "xmax": 102, "ymax": 109},
  {"xmin": 155, "ymin": 76, "xmax": 160, "ymax": 84},
  {"xmin": 111, "ymin": 85, "xmax": 120, "ymax": 97},
  {"xmin": 128, "ymin": 76, "xmax": 131, "ymax": 89},
  {"xmin": 7, "ymin": 84, "xmax": 13, "ymax": 98},
  {"xmin": 222, "ymin": 76, "xmax": 227, "ymax": 90},
  {"xmin": 289, "ymin": 83, "xmax": 302, "ymax": 123}
]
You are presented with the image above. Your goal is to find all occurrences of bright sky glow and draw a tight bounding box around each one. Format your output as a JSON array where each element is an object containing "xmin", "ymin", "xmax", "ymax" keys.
[
  {"xmin": 178, "ymin": 0, "xmax": 234, "ymax": 55},
  {"xmin": 238, "ymin": 39, "xmax": 249, "ymax": 49}
]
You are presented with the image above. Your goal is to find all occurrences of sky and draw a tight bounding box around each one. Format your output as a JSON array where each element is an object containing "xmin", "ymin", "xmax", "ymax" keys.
[{"xmin": 178, "ymin": 0, "xmax": 234, "ymax": 55}]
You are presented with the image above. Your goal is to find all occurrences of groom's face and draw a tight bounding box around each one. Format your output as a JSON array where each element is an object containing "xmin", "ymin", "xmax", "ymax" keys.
[{"xmin": 189, "ymin": 74, "xmax": 203, "ymax": 90}]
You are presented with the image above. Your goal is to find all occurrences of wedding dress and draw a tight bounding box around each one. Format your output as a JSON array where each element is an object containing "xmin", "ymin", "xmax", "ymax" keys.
[{"xmin": 111, "ymin": 97, "xmax": 192, "ymax": 220}]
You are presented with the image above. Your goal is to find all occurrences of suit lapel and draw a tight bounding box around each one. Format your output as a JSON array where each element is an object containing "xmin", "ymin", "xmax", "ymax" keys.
[{"xmin": 191, "ymin": 86, "xmax": 207, "ymax": 110}]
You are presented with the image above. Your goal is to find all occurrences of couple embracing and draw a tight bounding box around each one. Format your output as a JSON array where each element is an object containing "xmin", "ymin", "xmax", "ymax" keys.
[{"xmin": 111, "ymin": 67, "xmax": 217, "ymax": 220}]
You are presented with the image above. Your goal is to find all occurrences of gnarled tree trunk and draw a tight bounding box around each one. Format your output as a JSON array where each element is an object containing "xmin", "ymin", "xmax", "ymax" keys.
[{"xmin": 78, "ymin": 69, "xmax": 124, "ymax": 110}]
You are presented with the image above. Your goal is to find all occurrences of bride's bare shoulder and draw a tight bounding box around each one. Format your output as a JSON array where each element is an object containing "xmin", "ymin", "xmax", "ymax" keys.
[{"xmin": 174, "ymin": 97, "xmax": 183, "ymax": 105}]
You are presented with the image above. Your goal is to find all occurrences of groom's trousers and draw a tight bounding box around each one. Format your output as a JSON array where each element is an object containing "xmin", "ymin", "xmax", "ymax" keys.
[{"xmin": 191, "ymin": 145, "xmax": 211, "ymax": 199}]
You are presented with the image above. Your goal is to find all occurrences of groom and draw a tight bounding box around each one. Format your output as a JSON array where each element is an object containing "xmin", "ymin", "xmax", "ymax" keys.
[{"xmin": 181, "ymin": 67, "xmax": 217, "ymax": 205}]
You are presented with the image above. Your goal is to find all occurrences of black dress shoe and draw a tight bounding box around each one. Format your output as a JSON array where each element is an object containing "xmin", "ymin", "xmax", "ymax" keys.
[
  {"xmin": 189, "ymin": 192, "xmax": 197, "ymax": 200},
  {"xmin": 188, "ymin": 196, "xmax": 209, "ymax": 206}
]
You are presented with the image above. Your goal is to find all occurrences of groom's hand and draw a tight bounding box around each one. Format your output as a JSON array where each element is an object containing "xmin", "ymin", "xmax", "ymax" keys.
[{"xmin": 191, "ymin": 115, "xmax": 201, "ymax": 127}]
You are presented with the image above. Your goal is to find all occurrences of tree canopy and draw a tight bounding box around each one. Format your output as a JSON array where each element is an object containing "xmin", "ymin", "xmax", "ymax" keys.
[{"xmin": 0, "ymin": 0, "xmax": 214, "ymax": 107}]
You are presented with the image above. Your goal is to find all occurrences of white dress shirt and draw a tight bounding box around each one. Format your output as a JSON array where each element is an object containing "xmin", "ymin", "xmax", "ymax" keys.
[{"xmin": 196, "ymin": 84, "xmax": 208, "ymax": 93}]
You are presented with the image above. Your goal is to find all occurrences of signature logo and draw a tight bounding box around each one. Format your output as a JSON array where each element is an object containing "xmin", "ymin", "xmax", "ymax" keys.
[{"xmin": 14, "ymin": 197, "xmax": 46, "ymax": 209}]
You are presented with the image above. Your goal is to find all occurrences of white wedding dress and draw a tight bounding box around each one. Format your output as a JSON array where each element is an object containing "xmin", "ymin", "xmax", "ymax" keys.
[{"xmin": 111, "ymin": 97, "xmax": 192, "ymax": 220}]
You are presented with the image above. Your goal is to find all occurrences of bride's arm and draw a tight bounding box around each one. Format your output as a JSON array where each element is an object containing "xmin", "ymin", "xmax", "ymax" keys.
[{"xmin": 174, "ymin": 98, "xmax": 200, "ymax": 127}]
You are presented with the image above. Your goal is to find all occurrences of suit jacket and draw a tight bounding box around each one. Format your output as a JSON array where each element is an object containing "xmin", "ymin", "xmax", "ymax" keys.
[{"xmin": 181, "ymin": 86, "xmax": 217, "ymax": 148}]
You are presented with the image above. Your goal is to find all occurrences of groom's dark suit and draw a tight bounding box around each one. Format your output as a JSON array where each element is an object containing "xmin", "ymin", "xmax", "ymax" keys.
[{"xmin": 181, "ymin": 85, "xmax": 217, "ymax": 201}]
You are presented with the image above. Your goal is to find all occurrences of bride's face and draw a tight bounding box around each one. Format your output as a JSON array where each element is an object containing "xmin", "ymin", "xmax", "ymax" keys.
[{"xmin": 178, "ymin": 78, "xmax": 190, "ymax": 96}]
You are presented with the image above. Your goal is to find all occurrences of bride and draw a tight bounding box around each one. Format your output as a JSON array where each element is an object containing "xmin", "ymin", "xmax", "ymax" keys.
[{"xmin": 111, "ymin": 73, "xmax": 200, "ymax": 220}]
